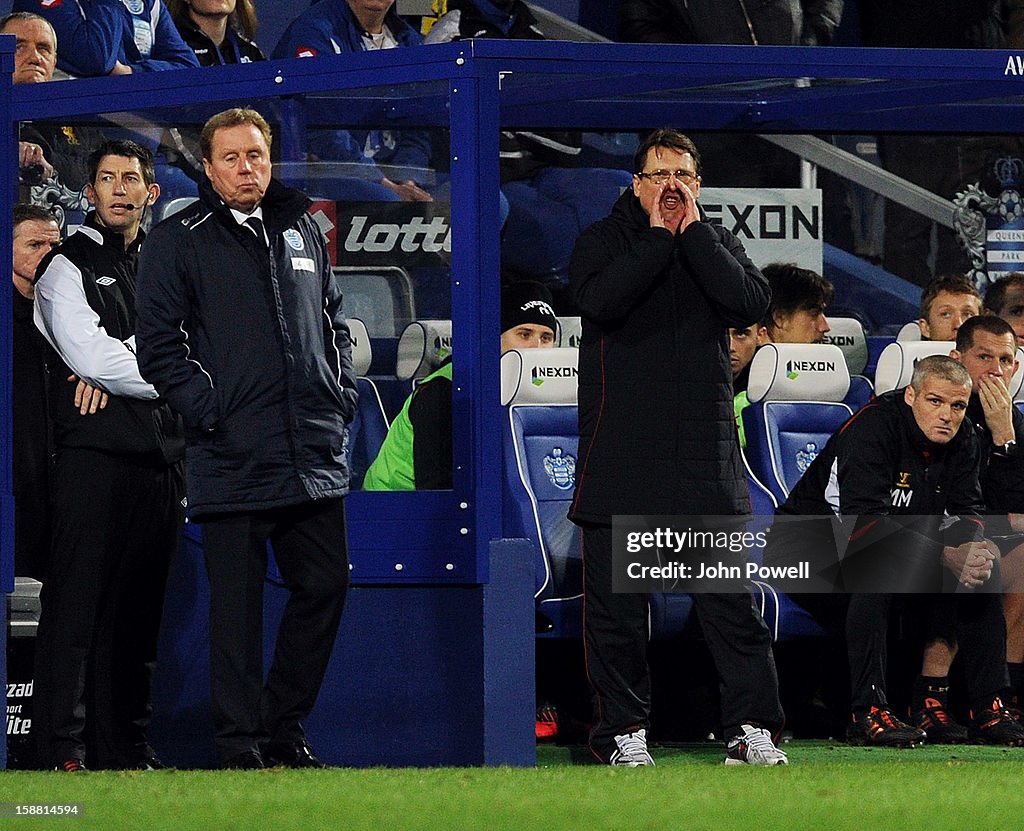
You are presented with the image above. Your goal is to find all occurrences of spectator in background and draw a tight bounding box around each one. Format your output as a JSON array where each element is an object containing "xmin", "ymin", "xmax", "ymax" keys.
[
  {"xmin": 272, "ymin": 0, "xmax": 435, "ymax": 203},
  {"xmin": 13, "ymin": 0, "xmax": 199, "ymax": 76},
  {"xmin": 857, "ymin": 0, "xmax": 1022, "ymax": 287},
  {"xmin": 984, "ymin": 271, "xmax": 1024, "ymax": 345},
  {"xmin": 1, "ymin": 11, "xmax": 86, "ymax": 230},
  {"xmin": 917, "ymin": 275, "xmax": 982, "ymax": 341},
  {"xmin": 162, "ymin": 1, "xmax": 266, "ymax": 186},
  {"xmin": 167, "ymin": 0, "xmax": 264, "ymax": 65},
  {"xmin": 421, "ymin": 0, "xmax": 634, "ymax": 298},
  {"xmin": 11, "ymin": 205, "xmax": 62, "ymax": 581},
  {"xmin": 363, "ymin": 281, "xmax": 558, "ymax": 491},
  {"xmin": 620, "ymin": 0, "xmax": 842, "ymax": 46},
  {"xmin": 619, "ymin": 1, "xmax": 843, "ymax": 189}
]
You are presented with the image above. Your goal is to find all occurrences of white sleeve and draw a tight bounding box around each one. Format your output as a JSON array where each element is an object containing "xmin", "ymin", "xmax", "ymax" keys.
[{"xmin": 33, "ymin": 253, "xmax": 158, "ymax": 400}]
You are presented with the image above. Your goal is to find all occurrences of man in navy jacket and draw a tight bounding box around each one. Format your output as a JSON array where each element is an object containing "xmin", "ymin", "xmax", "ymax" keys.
[{"xmin": 136, "ymin": 108, "xmax": 357, "ymax": 769}]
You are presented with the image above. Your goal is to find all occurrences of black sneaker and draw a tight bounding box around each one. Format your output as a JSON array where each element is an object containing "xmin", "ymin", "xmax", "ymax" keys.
[
  {"xmin": 222, "ymin": 748, "xmax": 266, "ymax": 770},
  {"xmin": 970, "ymin": 697, "xmax": 1024, "ymax": 746},
  {"xmin": 847, "ymin": 706, "xmax": 926, "ymax": 748},
  {"xmin": 263, "ymin": 740, "xmax": 325, "ymax": 769},
  {"xmin": 911, "ymin": 697, "xmax": 968, "ymax": 744},
  {"xmin": 53, "ymin": 759, "xmax": 87, "ymax": 772}
]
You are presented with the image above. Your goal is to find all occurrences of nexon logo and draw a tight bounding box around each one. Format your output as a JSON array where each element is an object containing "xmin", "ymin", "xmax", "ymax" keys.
[
  {"xmin": 786, "ymin": 360, "xmax": 835, "ymax": 373},
  {"xmin": 703, "ymin": 203, "xmax": 819, "ymax": 240},
  {"xmin": 530, "ymin": 366, "xmax": 578, "ymax": 384},
  {"xmin": 344, "ymin": 216, "xmax": 451, "ymax": 254},
  {"xmin": 824, "ymin": 335, "xmax": 855, "ymax": 347},
  {"xmin": 433, "ymin": 336, "xmax": 452, "ymax": 351}
]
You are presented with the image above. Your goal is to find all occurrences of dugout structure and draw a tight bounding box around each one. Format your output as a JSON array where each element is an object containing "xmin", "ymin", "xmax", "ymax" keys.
[{"xmin": 2, "ymin": 38, "xmax": 1023, "ymax": 767}]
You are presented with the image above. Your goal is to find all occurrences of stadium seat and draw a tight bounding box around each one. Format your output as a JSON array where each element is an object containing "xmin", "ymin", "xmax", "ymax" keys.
[
  {"xmin": 396, "ymin": 319, "xmax": 452, "ymax": 382},
  {"xmin": 742, "ymin": 343, "xmax": 853, "ymax": 504},
  {"xmin": 155, "ymin": 196, "xmax": 198, "ymax": 223},
  {"xmin": 896, "ymin": 321, "xmax": 923, "ymax": 341},
  {"xmin": 501, "ymin": 348, "xmax": 583, "ymax": 637},
  {"xmin": 333, "ymin": 265, "xmax": 415, "ymax": 338},
  {"xmin": 873, "ymin": 340, "xmax": 954, "ymax": 393},
  {"xmin": 865, "ymin": 334, "xmax": 896, "ymax": 380},
  {"xmin": 347, "ymin": 318, "xmax": 391, "ymax": 490},
  {"xmin": 499, "ymin": 347, "xmax": 696, "ymax": 640},
  {"xmin": 557, "ymin": 316, "xmax": 581, "ymax": 348},
  {"xmin": 824, "ymin": 316, "xmax": 869, "ymax": 376},
  {"xmin": 743, "ymin": 437, "xmax": 826, "ymax": 642}
]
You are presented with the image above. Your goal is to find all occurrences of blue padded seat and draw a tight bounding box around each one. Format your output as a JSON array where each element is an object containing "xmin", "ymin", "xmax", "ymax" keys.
[
  {"xmin": 742, "ymin": 343, "xmax": 853, "ymax": 504},
  {"xmin": 346, "ymin": 318, "xmax": 390, "ymax": 490}
]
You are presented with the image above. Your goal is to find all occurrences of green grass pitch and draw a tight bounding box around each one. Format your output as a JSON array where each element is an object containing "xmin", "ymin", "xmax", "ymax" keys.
[{"xmin": 1, "ymin": 742, "xmax": 1023, "ymax": 831}]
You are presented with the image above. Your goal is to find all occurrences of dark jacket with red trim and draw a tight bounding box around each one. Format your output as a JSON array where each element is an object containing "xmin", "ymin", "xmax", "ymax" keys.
[
  {"xmin": 776, "ymin": 390, "xmax": 986, "ymax": 548},
  {"xmin": 568, "ymin": 189, "xmax": 769, "ymax": 523}
]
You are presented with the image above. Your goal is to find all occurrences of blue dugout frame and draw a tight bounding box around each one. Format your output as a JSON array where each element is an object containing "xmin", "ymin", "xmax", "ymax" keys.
[
  {"xmin": 4, "ymin": 39, "xmax": 1024, "ymax": 591},
  {"xmin": 4, "ymin": 40, "xmax": 1024, "ymax": 767},
  {"xmin": 6, "ymin": 38, "xmax": 1024, "ymax": 577}
]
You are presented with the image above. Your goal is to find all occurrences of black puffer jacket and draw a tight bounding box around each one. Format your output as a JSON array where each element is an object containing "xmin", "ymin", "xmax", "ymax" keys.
[
  {"xmin": 135, "ymin": 176, "xmax": 357, "ymax": 515},
  {"xmin": 568, "ymin": 190, "xmax": 769, "ymax": 523},
  {"xmin": 619, "ymin": 0, "xmax": 843, "ymax": 46}
]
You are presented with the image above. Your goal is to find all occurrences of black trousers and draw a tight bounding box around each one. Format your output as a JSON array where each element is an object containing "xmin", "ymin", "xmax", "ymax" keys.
[
  {"xmin": 199, "ymin": 497, "xmax": 349, "ymax": 762},
  {"xmin": 34, "ymin": 448, "xmax": 184, "ymax": 768},
  {"xmin": 847, "ymin": 592, "xmax": 1009, "ymax": 715},
  {"xmin": 581, "ymin": 524, "xmax": 784, "ymax": 761}
]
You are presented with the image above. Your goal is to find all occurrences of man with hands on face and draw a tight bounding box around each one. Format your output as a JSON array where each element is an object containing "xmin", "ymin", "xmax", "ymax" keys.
[
  {"xmin": 569, "ymin": 128, "xmax": 786, "ymax": 767},
  {"xmin": 910, "ymin": 316, "xmax": 1024, "ymax": 744}
]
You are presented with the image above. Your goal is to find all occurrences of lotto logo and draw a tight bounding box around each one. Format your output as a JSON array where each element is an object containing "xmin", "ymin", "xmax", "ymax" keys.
[
  {"xmin": 41, "ymin": 0, "xmax": 63, "ymax": 7},
  {"xmin": 296, "ymin": 47, "xmax": 317, "ymax": 58}
]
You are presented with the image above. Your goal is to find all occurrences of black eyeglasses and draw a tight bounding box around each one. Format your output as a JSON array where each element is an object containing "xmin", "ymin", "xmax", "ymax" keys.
[{"xmin": 636, "ymin": 169, "xmax": 700, "ymax": 186}]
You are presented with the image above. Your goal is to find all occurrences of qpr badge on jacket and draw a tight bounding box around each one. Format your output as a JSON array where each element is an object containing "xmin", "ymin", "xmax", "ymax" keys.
[{"xmin": 283, "ymin": 229, "xmax": 305, "ymax": 251}]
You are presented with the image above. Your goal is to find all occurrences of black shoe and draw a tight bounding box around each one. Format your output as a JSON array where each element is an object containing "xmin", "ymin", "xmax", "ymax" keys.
[
  {"xmin": 911, "ymin": 697, "xmax": 969, "ymax": 744},
  {"xmin": 846, "ymin": 706, "xmax": 926, "ymax": 748},
  {"xmin": 970, "ymin": 697, "xmax": 1024, "ymax": 746},
  {"xmin": 125, "ymin": 744, "xmax": 166, "ymax": 770},
  {"xmin": 222, "ymin": 748, "xmax": 266, "ymax": 770},
  {"xmin": 263, "ymin": 740, "xmax": 326, "ymax": 769},
  {"xmin": 53, "ymin": 759, "xmax": 87, "ymax": 772}
]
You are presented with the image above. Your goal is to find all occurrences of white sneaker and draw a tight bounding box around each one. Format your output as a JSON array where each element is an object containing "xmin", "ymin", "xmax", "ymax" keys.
[
  {"xmin": 609, "ymin": 728, "xmax": 655, "ymax": 767},
  {"xmin": 724, "ymin": 724, "xmax": 788, "ymax": 766}
]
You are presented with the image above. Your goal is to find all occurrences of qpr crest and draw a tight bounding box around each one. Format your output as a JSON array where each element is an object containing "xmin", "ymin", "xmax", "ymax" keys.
[
  {"xmin": 543, "ymin": 447, "xmax": 576, "ymax": 491},
  {"xmin": 123, "ymin": 0, "xmax": 145, "ymax": 14},
  {"xmin": 954, "ymin": 157, "xmax": 1024, "ymax": 291},
  {"xmin": 795, "ymin": 442, "xmax": 819, "ymax": 474}
]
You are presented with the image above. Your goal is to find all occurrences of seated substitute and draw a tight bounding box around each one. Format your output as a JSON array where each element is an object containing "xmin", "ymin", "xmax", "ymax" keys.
[
  {"xmin": 363, "ymin": 281, "xmax": 557, "ymax": 491},
  {"xmin": 917, "ymin": 274, "xmax": 981, "ymax": 341},
  {"xmin": 983, "ymin": 271, "xmax": 1024, "ymax": 346},
  {"xmin": 910, "ymin": 315, "xmax": 1024, "ymax": 743},
  {"xmin": 769, "ymin": 355, "xmax": 1023, "ymax": 747},
  {"xmin": 732, "ymin": 263, "xmax": 834, "ymax": 446}
]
